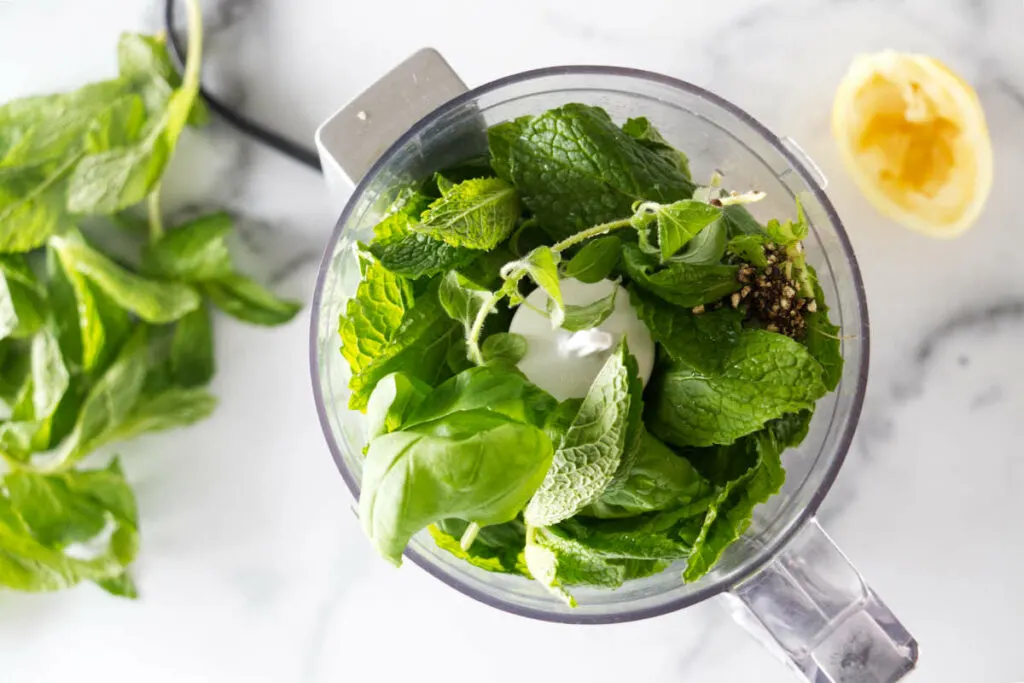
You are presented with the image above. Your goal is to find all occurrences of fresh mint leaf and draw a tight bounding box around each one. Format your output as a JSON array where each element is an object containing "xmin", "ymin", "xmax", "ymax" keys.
[
  {"xmin": 631, "ymin": 200, "xmax": 722, "ymax": 262},
  {"xmin": 481, "ymin": 332, "xmax": 527, "ymax": 365},
  {"xmin": 515, "ymin": 246, "xmax": 562, "ymax": 322},
  {"xmin": 0, "ymin": 495, "xmax": 84, "ymax": 592},
  {"xmin": 0, "ymin": 255, "xmax": 46, "ymax": 340},
  {"xmin": 360, "ymin": 410, "xmax": 554, "ymax": 565},
  {"xmin": 562, "ymin": 235, "xmax": 621, "ymax": 283},
  {"xmin": 621, "ymin": 117, "xmax": 691, "ymax": 178},
  {"xmin": 439, "ymin": 270, "xmax": 493, "ymax": 336},
  {"xmin": 670, "ymin": 219, "xmax": 728, "ymax": 266},
  {"xmin": 414, "ymin": 177, "xmax": 520, "ymax": 250},
  {"xmin": 204, "ymin": 275, "xmax": 300, "ymax": 326},
  {"xmin": 488, "ymin": 104, "xmax": 696, "ymax": 240},
  {"xmin": 142, "ymin": 212, "xmax": 234, "ymax": 282},
  {"xmin": 365, "ymin": 372, "xmax": 431, "ymax": 442},
  {"xmin": 524, "ymin": 340, "xmax": 639, "ymax": 527},
  {"xmin": 170, "ymin": 305, "xmax": 215, "ymax": 387},
  {"xmin": 683, "ymin": 429, "xmax": 786, "ymax": 581},
  {"xmin": 726, "ymin": 233, "xmax": 769, "ymax": 266},
  {"xmin": 585, "ymin": 431, "xmax": 712, "ymax": 518},
  {"xmin": 805, "ymin": 266, "xmax": 843, "ymax": 391},
  {"xmin": 721, "ymin": 204, "xmax": 764, "ymax": 237},
  {"xmin": 405, "ymin": 365, "xmax": 556, "ymax": 430},
  {"xmin": 621, "ymin": 242, "xmax": 740, "ymax": 308},
  {"xmin": 648, "ymin": 328, "xmax": 827, "ymax": 447},
  {"xmin": 116, "ymin": 33, "xmax": 209, "ymax": 126},
  {"xmin": 555, "ymin": 288, "xmax": 616, "ymax": 332},
  {"xmin": 368, "ymin": 214, "xmax": 480, "ymax": 279},
  {"xmin": 82, "ymin": 96, "xmax": 147, "ymax": 153},
  {"xmin": 557, "ymin": 509, "xmax": 697, "ymax": 561},
  {"xmin": 51, "ymin": 231, "xmax": 201, "ymax": 324},
  {"xmin": 0, "ymin": 159, "xmax": 77, "ymax": 253},
  {"xmin": 101, "ymin": 387, "xmax": 216, "ymax": 446},
  {"xmin": 346, "ymin": 280, "xmax": 460, "ymax": 411}
]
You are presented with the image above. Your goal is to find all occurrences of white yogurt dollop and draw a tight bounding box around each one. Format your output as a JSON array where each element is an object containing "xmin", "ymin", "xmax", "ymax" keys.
[{"xmin": 508, "ymin": 279, "xmax": 655, "ymax": 401}]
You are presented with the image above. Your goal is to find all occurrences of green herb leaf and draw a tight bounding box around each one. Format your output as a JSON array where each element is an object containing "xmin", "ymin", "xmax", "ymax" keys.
[
  {"xmin": 585, "ymin": 431, "xmax": 712, "ymax": 518},
  {"xmin": 805, "ymin": 266, "xmax": 843, "ymax": 391},
  {"xmin": 413, "ymin": 177, "xmax": 520, "ymax": 250},
  {"xmin": 488, "ymin": 104, "xmax": 696, "ymax": 240},
  {"xmin": 404, "ymin": 365, "xmax": 556, "ymax": 430},
  {"xmin": 204, "ymin": 275, "xmax": 300, "ymax": 326},
  {"xmin": 632, "ymin": 200, "xmax": 722, "ymax": 262},
  {"xmin": 339, "ymin": 253, "xmax": 413, "ymax": 381},
  {"xmin": 562, "ymin": 235, "xmax": 621, "ymax": 283},
  {"xmin": 438, "ymin": 270, "xmax": 493, "ymax": 335},
  {"xmin": 481, "ymin": 332, "xmax": 528, "ymax": 365},
  {"xmin": 0, "ymin": 159, "xmax": 77, "ymax": 253},
  {"xmin": 621, "ymin": 117, "xmax": 691, "ymax": 178},
  {"xmin": 516, "ymin": 246, "xmax": 562, "ymax": 323},
  {"xmin": 365, "ymin": 372, "xmax": 431, "ymax": 442},
  {"xmin": 117, "ymin": 33, "xmax": 209, "ymax": 125},
  {"xmin": 142, "ymin": 212, "xmax": 234, "ymax": 282},
  {"xmin": 170, "ymin": 305, "xmax": 215, "ymax": 387},
  {"xmin": 621, "ymin": 242, "xmax": 741, "ymax": 308},
  {"xmin": 524, "ymin": 340, "xmax": 639, "ymax": 527},
  {"xmin": 647, "ymin": 325, "xmax": 827, "ymax": 447},
  {"xmin": 368, "ymin": 216, "xmax": 480, "ymax": 279},
  {"xmin": 555, "ymin": 288, "xmax": 616, "ymax": 332},
  {"xmin": 429, "ymin": 519, "xmax": 529, "ymax": 576},
  {"xmin": 359, "ymin": 410, "xmax": 554, "ymax": 565},
  {"xmin": 101, "ymin": 387, "xmax": 216, "ymax": 445},
  {"xmin": 683, "ymin": 430, "xmax": 786, "ymax": 581},
  {"xmin": 0, "ymin": 255, "xmax": 46, "ymax": 340},
  {"xmin": 726, "ymin": 233, "xmax": 769, "ymax": 267},
  {"xmin": 50, "ymin": 231, "xmax": 201, "ymax": 324}
]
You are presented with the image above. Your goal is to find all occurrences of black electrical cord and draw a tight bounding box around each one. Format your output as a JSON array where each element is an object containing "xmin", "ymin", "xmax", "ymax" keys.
[{"xmin": 164, "ymin": 0, "xmax": 322, "ymax": 172}]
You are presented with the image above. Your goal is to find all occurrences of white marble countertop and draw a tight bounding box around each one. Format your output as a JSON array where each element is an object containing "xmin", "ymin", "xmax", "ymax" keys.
[{"xmin": 2, "ymin": 0, "xmax": 1023, "ymax": 681}]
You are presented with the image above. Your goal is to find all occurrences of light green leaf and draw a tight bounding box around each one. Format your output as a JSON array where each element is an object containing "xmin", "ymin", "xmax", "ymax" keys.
[
  {"xmin": 726, "ymin": 233, "xmax": 769, "ymax": 267},
  {"xmin": 29, "ymin": 328, "xmax": 70, "ymax": 420},
  {"xmin": 524, "ymin": 340, "xmax": 638, "ymax": 527},
  {"xmin": 0, "ymin": 496, "xmax": 83, "ymax": 592},
  {"xmin": 621, "ymin": 116, "xmax": 691, "ymax": 178},
  {"xmin": 83, "ymin": 95, "xmax": 147, "ymax": 153},
  {"xmin": 621, "ymin": 242, "xmax": 740, "ymax": 308},
  {"xmin": 516, "ymin": 246, "xmax": 562, "ymax": 324},
  {"xmin": 117, "ymin": 33, "xmax": 208, "ymax": 125},
  {"xmin": 102, "ymin": 387, "xmax": 217, "ymax": 445},
  {"xmin": 204, "ymin": 275, "xmax": 300, "ymax": 326},
  {"xmin": 360, "ymin": 410, "xmax": 554, "ymax": 565},
  {"xmin": 429, "ymin": 520, "xmax": 529, "ymax": 577},
  {"xmin": 365, "ymin": 372, "xmax": 431, "ymax": 442},
  {"xmin": 481, "ymin": 332, "xmax": 528, "ymax": 365},
  {"xmin": 554, "ymin": 288, "xmax": 616, "ymax": 332},
  {"xmin": 0, "ymin": 255, "xmax": 45, "ymax": 340},
  {"xmin": 51, "ymin": 231, "xmax": 201, "ymax": 324},
  {"xmin": 413, "ymin": 177, "xmax": 520, "ymax": 250},
  {"xmin": 170, "ymin": 305, "xmax": 215, "ymax": 387},
  {"xmin": 438, "ymin": 270, "xmax": 493, "ymax": 335},
  {"xmin": 562, "ymin": 236, "xmax": 621, "ymax": 284},
  {"xmin": 368, "ymin": 214, "xmax": 480, "ymax": 279},
  {"xmin": 631, "ymin": 200, "xmax": 721, "ymax": 262},
  {"xmin": 142, "ymin": 212, "xmax": 234, "ymax": 282},
  {"xmin": 0, "ymin": 158, "xmax": 78, "ymax": 253}
]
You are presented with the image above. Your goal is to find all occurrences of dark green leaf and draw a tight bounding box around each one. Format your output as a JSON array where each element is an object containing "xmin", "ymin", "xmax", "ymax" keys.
[
  {"xmin": 621, "ymin": 116, "xmax": 691, "ymax": 178},
  {"xmin": 481, "ymin": 332, "xmax": 527, "ymax": 365},
  {"xmin": 171, "ymin": 305, "xmax": 215, "ymax": 387},
  {"xmin": 488, "ymin": 104, "xmax": 696, "ymax": 240},
  {"xmin": 631, "ymin": 200, "xmax": 721, "ymax": 262},
  {"xmin": 621, "ymin": 242, "xmax": 740, "ymax": 308},
  {"xmin": 562, "ymin": 236, "xmax": 621, "ymax": 283},
  {"xmin": 413, "ymin": 177, "xmax": 520, "ymax": 250},
  {"xmin": 204, "ymin": 275, "xmax": 300, "ymax": 326},
  {"xmin": 805, "ymin": 266, "xmax": 843, "ymax": 391}
]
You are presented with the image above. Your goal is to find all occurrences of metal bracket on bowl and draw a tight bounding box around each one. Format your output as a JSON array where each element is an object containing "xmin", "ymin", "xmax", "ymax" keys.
[{"xmin": 314, "ymin": 48, "xmax": 469, "ymax": 212}]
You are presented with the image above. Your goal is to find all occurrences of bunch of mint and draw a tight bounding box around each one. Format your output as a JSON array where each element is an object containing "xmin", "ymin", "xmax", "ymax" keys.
[
  {"xmin": 339, "ymin": 103, "xmax": 842, "ymax": 605},
  {"xmin": 0, "ymin": 4, "xmax": 297, "ymax": 598}
]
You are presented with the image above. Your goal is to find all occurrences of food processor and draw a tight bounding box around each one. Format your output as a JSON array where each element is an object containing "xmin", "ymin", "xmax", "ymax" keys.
[{"xmin": 309, "ymin": 49, "xmax": 918, "ymax": 683}]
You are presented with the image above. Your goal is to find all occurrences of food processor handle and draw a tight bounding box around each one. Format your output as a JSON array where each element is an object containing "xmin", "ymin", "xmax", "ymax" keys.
[
  {"xmin": 726, "ymin": 518, "xmax": 918, "ymax": 682},
  {"xmin": 314, "ymin": 49, "xmax": 470, "ymax": 208}
]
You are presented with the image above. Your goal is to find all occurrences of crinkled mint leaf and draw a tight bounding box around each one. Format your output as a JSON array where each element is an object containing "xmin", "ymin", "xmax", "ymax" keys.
[
  {"xmin": 647, "ymin": 326, "xmax": 827, "ymax": 448},
  {"xmin": 414, "ymin": 177, "xmax": 520, "ymax": 250},
  {"xmin": 360, "ymin": 410, "xmax": 553, "ymax": 565},
  {"xmin": 622, "ymin": 242, "xmax": 740, "ymax": 308},
  {"xmin": 488, "ymin": 104, "xmax": 696, "ymax": 240},
  {"xmin": 562, "ymin": 236, "xmax": 621, "ymax": 283},
  {"xmin": 524, "ymin": 339, "xmax": 639, "ymax": 527},
  {"xmin": 368, "ymin": 212, "xmax": 481, "ymax": 279},
  {"xmin": 621, "ymin": 116, "xmax": 691, "ymax": 178}
]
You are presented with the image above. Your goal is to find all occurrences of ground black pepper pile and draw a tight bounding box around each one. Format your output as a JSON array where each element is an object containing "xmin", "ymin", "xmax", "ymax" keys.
[{"xmin": 693, "ymin": 242, "xmax": 815, "ymax": 339}]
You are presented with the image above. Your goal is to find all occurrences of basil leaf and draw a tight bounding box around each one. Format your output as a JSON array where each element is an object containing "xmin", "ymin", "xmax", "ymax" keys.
[
  {"xmin": 414, "ymin": 177, "xmax": 520, "ymax": 250},
  {"xmin": 365, "ymin": 372, "xmax": 431, "ymax": 442},
  {"xmin": 481, "ymin": 332, "xmax": 527, "ymax": 365},
  {"xmin": 204, "ymin": 275, "xmax": 300, "ymax": 326},
  {"xmin": 360, "ymin": 410, "xmax": 554, "ymax": 565},
  {"xmin": 142, "ymin": 212, "xmax": 234, "ymax": 282},
  {"xmin": 524, "ymin": 340, "xmax": 641, "ymax": 527},
  {"xmin": 51, "ymin": 231, "xmax": 201, "ymax": 324},
  {"xmin": 488, "ymin": 104, "xmax": 695, "ymax": 240},
  {"xmin": 171, "ymin": 305, "xmax": 215, "ymax": 387},
  {"xmin": 621, "ymin": 242, "xmax": 740, "ymax": 308},
  {"xmin": 561, "ymin": 236, "xmax": 621, "ymax": 284}
]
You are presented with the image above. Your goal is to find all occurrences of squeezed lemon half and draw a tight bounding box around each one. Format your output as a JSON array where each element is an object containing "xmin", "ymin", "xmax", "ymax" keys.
[{"xmin": 832, "ymin": 51, "xmax": 993, "ymax": 238}]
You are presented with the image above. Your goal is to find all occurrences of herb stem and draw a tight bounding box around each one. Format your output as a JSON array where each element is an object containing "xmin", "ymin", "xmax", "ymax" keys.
[
  {"xmin": 181, "ymin": 0, "xmax": 204, "ymax": 98},
  {"xmin": 550, "ymin": 217, "xmax": 633, "ymax": 254},
  {"xmin": 148, "ymin": 187, "xmax": 165, "ymax": 241},
  {"xmin": 466, "ymin": 287, "xmax": 509, "ymax": 365},
  {"xmin": 460, "ymin": 522, "xmax": 481, "ymax": 551}
]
